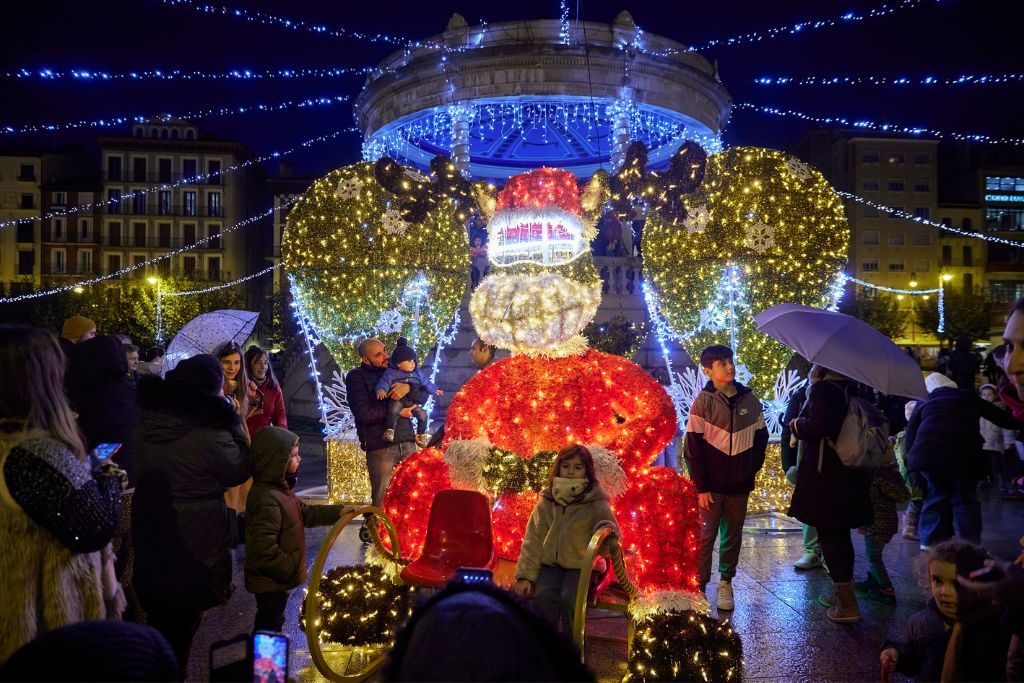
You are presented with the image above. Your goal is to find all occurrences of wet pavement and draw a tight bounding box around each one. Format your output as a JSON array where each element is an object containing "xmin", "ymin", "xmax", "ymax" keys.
[{"xmin": 184, "ymin": 466, "xmax": 1024, "ymax": 682}]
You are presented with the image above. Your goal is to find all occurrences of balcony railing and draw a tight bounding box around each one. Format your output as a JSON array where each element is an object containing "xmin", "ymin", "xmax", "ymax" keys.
[
  {"xmin": 104, "ymin": 171, "xmax": 222, "ymax": 185},
  {"xmin": 100, "ymin": 235, "xmax": 223, "ymax": 249},
  {"xmin": 102, "ymin": 204, "xmax": 224, "ymax": 218}
]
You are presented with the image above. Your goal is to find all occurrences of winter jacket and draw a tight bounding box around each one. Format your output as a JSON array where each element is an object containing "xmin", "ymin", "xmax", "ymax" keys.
[
  {"xmin": 788, "ymin": 378, "xmax": 873, "ymax": 529},
  {"xmin": 375, "ymin": 367, "xmax": 436, "ymax": 397},
  {"xmin": 905, "ymin": 387, "xmax": 1022, "ymax": 482},
  {"xmin": 979, "ymin": 400, "xmax": 1016, "ymax": 452},
  {"xmin": 862, "ymin": 464, "xmax": 910, "ymax": 540},
  {"xmin": 244, "ymin": 426, "xmax": 343, "ymax": 594},
  {"xmin": 684, "ymin": 381, "xmax": 768, "ymax": 495},
  {"xmin": 65, "ymin": 335, "xmax": 140, "ymax": 485},
  {"xmin": 884, "ymin": 599, "xmax": 1010, "ymax": 682},
  {"xmin": 245, "ymin": 380, "xmax": 288, "ymax": 438},
  {"xmin": 515, "ymin": 485, "xmax": 618, "ymax": 583},
  {"xmin": 346, "ymin": 363, "xmax": 429, "ymax": 453},
  {"xmin": 947, "ymin": 348, "xmax": 979, "ymax": 391},
  {"xmin": 0, "ymin": 426, "xmax": 125, "ymax": 661},
  {"xmin": 131, "ymin": 376, "xmax": 251, "ymax": 613},
  {"xmin": 779, "ymin": 386, "xmax": 807, "ymax": 473}
]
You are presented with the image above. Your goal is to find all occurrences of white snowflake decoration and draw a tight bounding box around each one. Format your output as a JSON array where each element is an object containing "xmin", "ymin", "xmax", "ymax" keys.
[
  {"xmin": 762, "ymin": 369, "xmax": 807, "ymax": 436},
  {"xmin": 374, "ymin": 308, "xmax": 405, "ymax": 334},
  {"xmin": 744, "ymin": 221, "xmax": 776, "ymax": 254},
  {"xmin": 698, "ymin": 305, "xmax": 728, "ymax": 333},
  {"xmin": 335, "ymin": 176, "xmax": 364, "ymax": 202},
  {"xmin": 734, "ymin": 362, "xmax": 753, "ymax": 386},
  {"xmin": 786, "ymin": 157, "xmax": 813, "ymax": 182},
  {"xmin": 321, "ymin": 370, "xmax": 356, "ymax": 438},
  {"xmin": 682, "ymin": 203, "xmax": 710, "ymax": 234},
  {"xmin": 664, "ymin": 366, "xmax": 707, "ymax": 430},
  {"xmin": 381, "ymin": 208, "xmax": 410, "ymax": 236}
]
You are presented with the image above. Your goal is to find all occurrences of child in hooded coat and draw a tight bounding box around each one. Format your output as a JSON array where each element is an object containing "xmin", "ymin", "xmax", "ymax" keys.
[{"xmin": 245, "ymin": 426, "xmax": 348, "ymax": 633}]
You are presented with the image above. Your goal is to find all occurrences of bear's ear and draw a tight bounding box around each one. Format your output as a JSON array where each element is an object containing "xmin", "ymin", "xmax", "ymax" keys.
[
  {"xmin": 471, "ymin": 180, "xmax": 499, "ymax": 220},
  {"xmin": 580, "ymin": 169, "xmax": 610, "ymax": 239},
  {"xmin": 374, "ymin": 156, "xmax": 406, "ymax": 195},
  {"xmin": 665, "ymin": 140, "xmax": 708, "ymax": 195}
]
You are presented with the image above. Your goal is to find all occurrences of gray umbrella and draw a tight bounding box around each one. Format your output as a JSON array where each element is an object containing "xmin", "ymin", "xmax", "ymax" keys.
[
  {"xmin": 164, "ymin": 309, "xmax": 259, "ymax": 373},
  {"xmin": 753, "ymin": 303, "xmax": 927, "ymax": 399}
]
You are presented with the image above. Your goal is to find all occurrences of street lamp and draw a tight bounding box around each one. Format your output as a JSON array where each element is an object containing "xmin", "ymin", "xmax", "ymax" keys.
[{"xmin": 148, "ymin": 276, "xmax": 163, "ymax": 345}]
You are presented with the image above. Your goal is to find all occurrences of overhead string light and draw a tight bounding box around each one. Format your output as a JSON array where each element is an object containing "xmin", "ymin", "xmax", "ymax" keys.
[
  {"xmin": 840, "ymin": 273, "xmax": 946, "ymax": 333},
  {"xmin": 0, "ymin": 199, "xmax": 298, "ymax": 303},
  {"xmin": 161, "ymin": 264, "xmax": 281, "ymax": 298},
  {"xmin": 754, "ymin": 73, "xmax": 1024, "ymax": 87},
  {"xmin": 0, "ymin": 128, "xmax": 355, "ymax": 229},
  {"xmin": 641, "ymin": 0, "xmax": 941, "ymax": 56},
  {"xmin": 735, "ymin": 102, "xmax": 1024, "ymax": 146},
  {"xmin": 1, "ymin": 94, "xmax": 350, "ymax": 135},
  {"xmin": 3, "ymin": 66, "xmax": 387, "ymax": 81},
  {"xmin": 839, "ymin": 191, "xmax": 1024, "ymax": 247},
  {"xmin": 559, "ymin": 0, "xmax": 571, "ymax": 45}
]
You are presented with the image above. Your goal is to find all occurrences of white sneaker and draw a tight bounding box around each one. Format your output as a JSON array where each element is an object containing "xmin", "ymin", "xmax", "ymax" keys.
[
  {"xmin": 717, "ymin": 580, "xmax": 734, "ymax": 610},
  {"xmin": 794, "ymin": 552, "xmax": 823, "ymax": 570}
]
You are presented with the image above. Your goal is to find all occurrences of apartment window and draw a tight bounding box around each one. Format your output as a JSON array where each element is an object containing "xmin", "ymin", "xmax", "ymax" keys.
[
  {"xmin": 862, "ymin": 258, "xmax": 879, "ymax": 272},
  {"xmin": 913, "ymin": 258, "xmax": 931, "ymax": 273},
  {"xmin": 106, "ymin": 156, "xmax": 122, "ymax": 181},
  {"xmin": 862, "ymin": 151, "xmax": 879, "ymax": 163},
  {"xmin": 182, "ymin": 159, "xmax": 198, "ymax": 181},
  {"xmin": 963, "ymin": 246, "xmax": 973, "ymax": 267},
  {"xmin": 158, "ymin": 190, "xmax": 172, "ymax": 215},
  {"xmin": 158, "ymin": 222, "xmax": 171, "ymax": 248},
  {"xmin": 862, "ymin": 179, "xmax": 880, "ymax": 192},
  {"xmin": 863, "ymin": 205, "xmax": 879, "ymax": 218},
  {"xmin": 107, "ymin": 221, "xmax": 122, "ymax": 247},
  {"xmin": 888, "ymin": 232, "xmax": 906, "ymax": 246},
  {"xmin": 913, "ymin": 180, "xmax": 931, "ymax": 192},
  {"xmin": 132, "ymin": 190, "xmax": 146, "ymax": 215},
  {"xmin": 157, "ymin": 258, "xmax": 170, "ymax": 276},
  {"xmin": 888, "ymin": 179, "xmax": 905, "ymax": 192},
  {"xmin": 18, "ymin": 163, "xmax": 35, "ymax": 181},
  {"xmin": 132, "ymin": 255, "xmax": 146, "ymax": 275},
  {"xmin": 107, "ymin": 189, "xmax": 121, "ymax": 214},
  {"xmin": 862, "ymin": 230, "xmax": 880, "ymax": 245},
  {"xmin": 78, "ymin": 249, "xmax": 93, "ymax": 274},
  {"xmin": 16, "ymin": 222, "xmax": 33, "ymax": 243},
  {"xmin": 987, "ymin": 207, "xmax": 1024, "ymax": 231},
  {"xmin": 942, "ymin": 245, "xmax": 952, "ymax": 266},
  {"xmin": 962, "ymin": 218, "xmax": 973, "ymax": 231},
  {"xmin": 986, "ymin": 176, "xmax": 1024, "ymax": 192},
  {"xmin": 183, "ymin": 223, "xmax": 197, "ymax": 245},
  {"xmin": 964, "ymin": 273, "xmax": 974, "ymax": 294},
  {"xmin": 18, "ymin": 251, "xmax": 34, "ymax": 275},
  {"xmin": 914, "ymin": 207, "xmax": 931, "ymax": 219},
  {"xmin": 20, "ymin": 194, "xmax": 34, "ymax": 209},
  {"xmin": 51, "ymin": 249, "xmax": 66, "ymax": 274},
  {"xmin": 133, "ymin": 222, "xmax": 147, "ymax": 247},
  {"xmin": 132, "ymin": 157, "xmax": 147, "ymax": 183},
  {"xmin": 107, "ymin": 254, "xmax": 121, "ymax": 277},
  {"xmin": 208, "ymin": 256, "xmax": 221, "ymax": 280},
  {"xmin": 888, "ymin": 260, "xmax": 905, "ymax": 273},
  {"xmin": 208, "ymin": 223, "xmax": 221, "ymax": 249},
  {"xmin": 183, "ymin": 191, "xmax": 197, "ymax": 217},
  {"xmin": 183, "ymin": 256, "xmax": 197, "ymax": 276},
  {"xmin": 888, "ymin": 153, "xmax": 905, "ymax": 164},
  {"xmin": 913, "ymin": 232, "xmax": 932, "ymax": 246},
  {"xmin": 52, "ymin": 192, "xmax": 67, "ymax": 207},
  {"xmin": 914, "ymin": 152, "xmax": 931, "ymax": 165},
  {"xmin": 207, "ymin": 159, "xmax": 222, "ymax": 183},
  {"xmin": 53, "ymin": 217, "xmax": 65, "ymax": 241},
  {"xmin": 207, "ymin": 191, "xmax": 222, "ymax": 217},
  {"xmin": 79, "ymin": 218, "xmax": 92, "ymax": 241},
  {"xmin": 158, "ymin": 158, "xmax": 172, "ymax": 183}
]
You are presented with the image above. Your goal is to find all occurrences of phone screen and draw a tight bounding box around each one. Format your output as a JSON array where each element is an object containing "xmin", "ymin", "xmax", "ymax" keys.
[
  {"xmin": 94, "ymin": 443, "xmax": 122, "ymax": 460},
  {"xmin": 252, "ymin": 632, "xmax": 288, "ymax": 683}
]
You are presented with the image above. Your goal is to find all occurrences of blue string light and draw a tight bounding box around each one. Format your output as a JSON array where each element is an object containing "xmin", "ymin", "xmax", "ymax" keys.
[
  {"xmin": 3, "ymin": 66, "xmax": 384, "ymax": 81},
  {"xmin": 735, "ymin": 102, "xmax": 1024, "ymax": 146},
  {"xmin": 841, "ymin": 274, "xmax": 946, "ymax": 333},
  {"xmin": 1, "ymin": 94, "xmax": 349, "ymax": 135},
  {"xmin": 0, "ymin": 128, "xmax": 356, "ymax": 229},
  {"xmin": 754, "ymin": 73, "xmax": 1024, "ymax": 87}
]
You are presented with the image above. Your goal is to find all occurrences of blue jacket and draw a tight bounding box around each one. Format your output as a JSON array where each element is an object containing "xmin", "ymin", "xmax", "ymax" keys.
[{"xmin": 375, "ymin": 367, "xmax": 436, "ymax": 397}]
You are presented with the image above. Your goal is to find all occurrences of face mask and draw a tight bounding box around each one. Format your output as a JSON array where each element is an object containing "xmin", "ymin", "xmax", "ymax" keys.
[{"xmin": 552, "ymin": 476, "xmax": 589, "ymax": 505}]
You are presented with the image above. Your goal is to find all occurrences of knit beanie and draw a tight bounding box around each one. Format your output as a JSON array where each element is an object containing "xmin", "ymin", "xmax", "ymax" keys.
[
  {"xmin": 165, "ymin": 354, "xmax": 223, "ymax": 396},
  {"xmin": 925, "ymin": 372, "xmax": 957, "ymax": 394},
  {"xmin": 390, "ymin": 337, "xmax": 418, "ymax": 367},
  {"xmin": 62, "ymin": 315, "xmax": 96, "ymax": 340}
]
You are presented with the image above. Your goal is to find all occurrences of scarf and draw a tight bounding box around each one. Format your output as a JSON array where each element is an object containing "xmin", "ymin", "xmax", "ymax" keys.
[{"xmin": 551, "ymin": 477, "xmax": 589, "ymax": 506}]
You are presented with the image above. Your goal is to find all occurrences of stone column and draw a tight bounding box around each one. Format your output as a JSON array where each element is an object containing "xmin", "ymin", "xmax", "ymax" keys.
[{"xmin": 448, "ymin": 102, "xmax": 476, "ymax": 178}]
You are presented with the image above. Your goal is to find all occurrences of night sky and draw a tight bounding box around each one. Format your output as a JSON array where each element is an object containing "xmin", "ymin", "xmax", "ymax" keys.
[{"xmin": 2, "ymin": 0, "xmax": 1023, "ymax": 180}]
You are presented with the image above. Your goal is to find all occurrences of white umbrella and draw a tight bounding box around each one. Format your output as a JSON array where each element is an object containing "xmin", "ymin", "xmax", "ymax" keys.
[
  {"xmin": 164, "ymin": 309, "xmax": 259, "ymax": 373},
  {"xmin": 753, "ymin": 303, "xmax": 927, "ymax": 399}
]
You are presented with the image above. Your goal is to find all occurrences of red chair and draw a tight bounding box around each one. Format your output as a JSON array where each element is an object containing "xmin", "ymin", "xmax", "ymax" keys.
[{"xmin": 400, "ymin": 490, "xmax": 496, "ymax": 588}]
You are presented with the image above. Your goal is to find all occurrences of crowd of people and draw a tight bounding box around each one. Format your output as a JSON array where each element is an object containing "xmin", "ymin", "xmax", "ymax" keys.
[{"xmin": 3, "ymin": 296, "xmax": 1024, "ymax": 681}]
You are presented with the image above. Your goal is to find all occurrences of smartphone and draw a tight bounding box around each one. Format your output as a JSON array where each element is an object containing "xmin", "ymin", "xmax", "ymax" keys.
[
  {"xmin": 252, "ymin": 631, "xmax": 288, "ymax": 683},
  {"xmin": 94, "ymin": 443, "xmax": 122, "ymax": 460},
  {"xmin": 453, "ymin": 567, "xmax": 493, "ymax": 585}
]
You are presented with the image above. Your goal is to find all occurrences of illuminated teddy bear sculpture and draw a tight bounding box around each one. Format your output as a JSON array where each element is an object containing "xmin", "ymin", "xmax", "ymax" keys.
[{"xmin": 377, "ymin": 164, "xmax": 701, "ymax": 597}]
